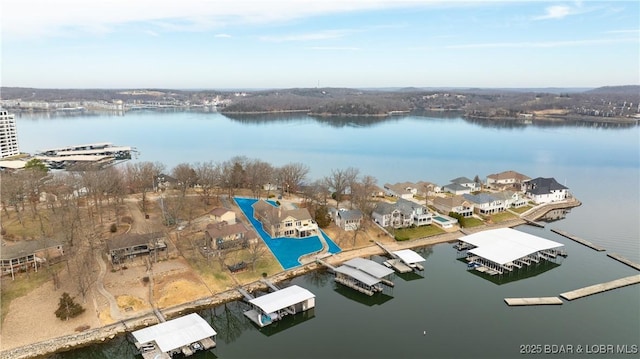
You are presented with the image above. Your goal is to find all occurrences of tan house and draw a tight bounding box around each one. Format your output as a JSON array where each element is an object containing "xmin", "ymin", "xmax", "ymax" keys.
[
  {"xmin": 252, "ymin": 200, "xmax": 318, "ymax": 238},
  {"xmin": 1, "ymin": 239, "xmax": 64, "ymax": 280},
  {"xmin": 209, "ymin": 207, "xmax": 236, "ymax": 224},
  {"xmin": 486, "ymin": 170, "xmax": 530, "ymax": 191},
  {"xmin": 433, "ymin": 195, "xmax": 474, "ymax": 217},
  {"xmin": 204, "ymin": 222, "xmax": 256, "ymax": 250}
]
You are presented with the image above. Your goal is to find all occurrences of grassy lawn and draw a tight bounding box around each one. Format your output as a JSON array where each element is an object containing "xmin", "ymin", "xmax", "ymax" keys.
[
  {"xmin": 490, "ymin": 211, "xmax": 518, "ymax": 223},
  {"xmin": 459, "ymin": 217, "xmax": 485, "ymax": 228},
  {"xmin": 393, "ymin": 225, "xmax": 445, "ymax": 241},
  {"xmin": 1, "ymin": 263, "xmax": 64, "ymax": 324},
  {"xmin": 510, "ymin": 205, "xmax": 533, "ymax": 214}
]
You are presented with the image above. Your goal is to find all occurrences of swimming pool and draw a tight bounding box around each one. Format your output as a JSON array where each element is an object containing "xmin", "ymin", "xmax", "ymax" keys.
[{"xmin": 234, "ymin": 197, "xmax": 342, "ymax": 270}]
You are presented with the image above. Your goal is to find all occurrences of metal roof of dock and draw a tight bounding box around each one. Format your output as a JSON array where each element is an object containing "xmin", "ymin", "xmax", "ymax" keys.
[
  {"xmin": 393, "ymin": 249, "xmax": 425, "ymax": 264},
  {"xmin": 334, "ymin": 265, "xmax": 382, "ymax": 287},
  {"xmin": 131, "ymin": 313, "xmax": 216, "ymax": 353},
  {"xmin": 343, "ymin": 258, "xmax": 394, "ymax": 278},
  {"xmin": 461, "ymin": 228, "xmax": 564, "ymax": 265},
  {"xmin": 248, "ymin": 285, "xmax": 315, "ymax": 314}
]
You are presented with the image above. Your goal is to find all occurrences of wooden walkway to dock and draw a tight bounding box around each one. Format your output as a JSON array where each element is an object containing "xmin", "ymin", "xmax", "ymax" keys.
[
  {"xmin": 504, "ymin": 297, "xmax": 563, "ymax": 306},
  {"xmin": 607, "ymin": 254, "xmax": 640, "ymax": 271},
  {"xmin": 551, "ymin": 229, "xmax": 606, "ymax": 252},
  {"xmin": 315, "ymin": 259, "xmax": 337, "ymax": 272},
  {"xmin": 560, "ymin": 274, "xmax": 640, "ymax": 301},
  {"xmin": 237, "ymin": 287, "xmax": 254, "ymax": 301},
  {"xmin": 260, "ymin": 278, "xmax": 280, "ymax": 291}
]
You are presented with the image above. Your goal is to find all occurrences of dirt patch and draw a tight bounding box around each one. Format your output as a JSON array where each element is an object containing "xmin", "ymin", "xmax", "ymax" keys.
[
  {"xmin": 117, "ymin": 295, "xmax": 151, "ymax": 312},
  {"xmin": 154, "ymin": 277, "xmax": 211, "ymax": 309}
]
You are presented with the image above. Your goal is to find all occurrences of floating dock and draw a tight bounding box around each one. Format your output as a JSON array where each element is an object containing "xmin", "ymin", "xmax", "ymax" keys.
[
  {"xmin": 131, "ymin": 313, "xmax": 216, "ymax": 359},
  {"xmin": 504, "ymin": 297, "xmax": 563, "ymax": 306},
  {"xmin": 551, "ymin": 229, "xmax": 606, "ymax": 252},
  {"xmin": 560, "ymin": 274, "xmax": 640, "ymax": 301},
  {"xmin": 607, "ymin": 253, "xmax": 640, "ymax": 271}
]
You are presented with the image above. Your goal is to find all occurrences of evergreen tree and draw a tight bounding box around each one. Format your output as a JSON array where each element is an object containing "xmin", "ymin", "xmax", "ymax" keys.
[
  {"xmin": 315, "ymin": 205, "xmax": 331, "ymax": 228},
  {"xmin": 55, "ymin": 292, "xmax": 85, "ymax": 321}
]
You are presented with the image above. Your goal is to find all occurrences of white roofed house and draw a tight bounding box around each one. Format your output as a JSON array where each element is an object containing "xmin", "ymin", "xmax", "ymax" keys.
[
  {"xmin": 443, "ymin": 183, "xmax": 472, "ymax": 195},
  {"xmin": 335, "ymin": 209, "xmax": 364, "ymax": 231},
  {"xmin": 485, "ymin": 170, "xmax": 531, "ymax": 191},
  {"xmin": 463, "ymin": 193, "xmax": 505, "ymax": 215},
  {"xmin": 432, "ymin": 195, "xmax": 474, "ymax": 217},
  {"xmin": 523, "ymin": 177, "xmax": 569, "ymax": 204}
]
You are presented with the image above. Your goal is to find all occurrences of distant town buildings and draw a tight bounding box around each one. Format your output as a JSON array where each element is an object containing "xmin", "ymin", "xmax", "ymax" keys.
[{"xmin": 0, "ymin": 111, "xmax": 19, "ymax": 159}]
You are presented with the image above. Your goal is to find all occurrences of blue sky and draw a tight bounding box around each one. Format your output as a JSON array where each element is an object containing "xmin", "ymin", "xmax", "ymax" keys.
[{"xmin": 1, "ymin": 0, "xmax": 638, "ymax": 89}]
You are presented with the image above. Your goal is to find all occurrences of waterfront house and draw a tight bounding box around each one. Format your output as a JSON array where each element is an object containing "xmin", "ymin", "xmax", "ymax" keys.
[
  {"xmin": 107, "ymin": 232, "xmax": 167, "ymax": 265},
  {"xmin": 372, "ymin": 198, "xmax": 431, "ymax": 228},
  {"xmin": 492, "ymin": 190, "xmax": 528, "ymax": 208},
  {"xmin": 383, "ymin": 182, "xmax": 418, "ymax": 199},
  {"xmin": 450, "ymin": 177, "xmax": 479, "ymax": 191},
  {"xmin": 463, "ymin": 193, "xmax": 506, "ymax": 215},
  {"xmin": 335, "ymin": 209, "xmax": 364, "ymax": 231},
  {"xmin": 1, "ymin": 239, "xmax": 64, "ymax": 280},
  {"xmin": 522, "ymin": 177, "xmax": 568, "ymax": 204},
  {"xmin": 252, "ymin": 200, "xmax": 318, "ymax": 238},
  {"xmin": 208, "ymin": 207, "xmax": 236, "ymax": 224},
  {"xmin": 204, "ymin": 221, "xmax": 256, "ymax": 250},
  {"xmin": 442, "ymin": 182, "xmax": 473, "ymax": 195},
  {"xmin": 432, "ymin": 195, "xmax": 474, "ymax": 217},
  {"xmin": 486, "ymin": 170, "xmax": 531, "ymax": 191}
]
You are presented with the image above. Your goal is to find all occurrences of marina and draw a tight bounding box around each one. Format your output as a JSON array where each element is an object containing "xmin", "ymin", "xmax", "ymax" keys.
[
  {"xmin": 504, "ymin": 297, "xmax": 563, "ymax": 306},
  {"xmin": 550, "ymin": 229, "xmax": 606, "ymax": 252},
  {"xmin": 559, "ymin": 274, "xmax": 640, "ymax": 301},
  {"xmin": 33, "ymin": 142, "xmax": 136, "ymax": 169},
  {"xmin": 130, "ymin": 313, "xmax": 216, "ymax": 359}
]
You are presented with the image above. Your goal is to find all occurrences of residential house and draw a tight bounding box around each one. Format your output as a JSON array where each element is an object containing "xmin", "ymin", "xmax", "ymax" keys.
[
  {"xmin": 372, "ymin": 198, "xmax": 432, "ymax": 228},
  {"xmin": 383, "ymin": 182, "xmax": 418, "ymax": 199},
  {"xmin": 204, "ymin": 222, "xmax": 255, "ymax": 250},
  {"xmin": 335, "ymin": 209, "xmax": 364, "ymax": 231},
  {"xmin": 443, "ymin": 183, "xmax": 473, "ymax": 195},
  {"xmin": 252, "ymin": 200, "xmax": 318, "ymax": 238},
  {"xmin": 463, "ymin": 193, "xmax": 506, "ymax": 215},
  {"xmin": 486, "ymin": 170, "xmax": 531, "ymax": 191},
  {"xmin": 492, "ymin": 190, "xmax": 528, "ymax": 208},
  {"xmin": 154, "ymin": 173, "xmax": 178, "ymax": 191},
  {"xmin": 107, "ymin": 232, "xmax": 167, "ymax": 264},
  {"xmin": 523, "ymin": 177, "xmax": 568, "ymax": 204},
  {"xmin": 450, "ymin": 177, "xmax": 479, "ymax": 191},
  {"xmin": 209, "ymin": 207, "xmax": 236, "ymax": 224},
  {"xmin": 1, "ymin": 239, "xmax": 64, "ymax": 280},
  {"xmin": 432, "ymin": 195, "xmax": 474, "ymax": 217}
]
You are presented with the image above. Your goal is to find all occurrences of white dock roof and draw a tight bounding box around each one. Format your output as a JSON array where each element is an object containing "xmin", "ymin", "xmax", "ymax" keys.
[
  {"xmin": 343, "ymin": 258, "xmax": 394, "ymax": 279},
  {"xmin": 249, "ymin": 285, "xmax": 315, "ymax": 314},
  {"xmin": 461, "ymin": 228, "xmax": 564, "ymax": 265},
  {"xmin": 35, "ymin": 155, "xmax": 112, "ymax": 162},
  {"xmin": 393, "ymin": 249, "xmax": 425, "ymax": 264},
  {"xmin": 131, "ymin": 313, "xmax": 216, "ymax": 353},
  {"xmin": 335, "ymin": 265, "xmax": 382, "ymax": 287}
]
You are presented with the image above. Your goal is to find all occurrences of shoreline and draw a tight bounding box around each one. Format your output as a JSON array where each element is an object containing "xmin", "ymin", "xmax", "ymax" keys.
[{"xmin": 0, "ymin": 200, "xmax": 581, "ymax": 359}]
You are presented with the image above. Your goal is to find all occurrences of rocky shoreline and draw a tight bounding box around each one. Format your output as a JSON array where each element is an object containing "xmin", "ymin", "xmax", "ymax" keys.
[{"xmin": 0, "ymin": 199, "xmax": 581, "ymax": 359}]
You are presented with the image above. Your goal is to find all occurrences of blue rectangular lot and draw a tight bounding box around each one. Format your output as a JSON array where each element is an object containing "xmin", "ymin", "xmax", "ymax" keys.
[{"xmin": 234, "ymin": 197, "xmax": 342, "ymax": 270}]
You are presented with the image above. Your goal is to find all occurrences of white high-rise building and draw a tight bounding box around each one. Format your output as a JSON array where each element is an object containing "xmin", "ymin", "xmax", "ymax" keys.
[{"xmin": 0, "ymin": 111, "xmax": 20, "ymax": 158}]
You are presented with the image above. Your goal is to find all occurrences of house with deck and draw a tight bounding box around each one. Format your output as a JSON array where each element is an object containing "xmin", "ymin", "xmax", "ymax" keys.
[
  {"xmin": 486, "ymin": 170, "xmax": 531, "ymax": 191},
  {"xmin": 492, "ymin": 190, "xmax": 528, "ymax": 208},
  {"xmin": 372, "ymin": 198, "xmax": 431, "ymax": 228},
  {"xmin": 1, "ymin": 239, "xmax": 64, "ymax": 279},
  {"xmin": 204, "ymin": 221, "xmax": 256, "ymax": 250},
  {"xmin": 463, "ymin": 193, "xmax": 506, "ymax": 215},
  {"xmin": 432, "ymin": 195, "xmax": 474, "ymax": 217},
  {"xmin": 522, "ymin": 177, "xmax": 568, "ymax": 204},
  {"xmin": 252, "ymin": 200, "xmax": 318, "ymax": 238},
  {"xmin": 107, "ymin": 232, "xmax": 167, "ymax": 264},
  {"xmin": 335, "ymin": 209, "xmax": 364, "ymax": 231}
]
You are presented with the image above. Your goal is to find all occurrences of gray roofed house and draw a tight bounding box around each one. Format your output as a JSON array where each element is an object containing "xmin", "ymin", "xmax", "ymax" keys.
[
  {"xmin": 372, "ymin": 198, "xmax": 431, "ymax": 228},
  {"xmin": 463, "ymin": 193, "xmax": 506, "ymax": 215},
  {"xmin": 433, "ymin": 195, "xmax": 474, "ymax": 217},
  {"xmin": 491, "ymin": 190, "xmax": 528, "ymax": 208},
  {"xmin": 443, "ymin": 182, "xmax": 473, "ymax": 195},
  {"xmin": 1, "ymin": 239, "xmax": 64, "ymax": 279},
  {"xmin": 335, "ymin": 209, "xmax": 364, "ymax": 231},
  {"xmin": 205, "ymin": 222, "xmax": 256, "ymax": 250},
  {"xmin": 523, "ymin": 177, "xmax": 569, "ymax": 204},
  {"xmin": 107, "ymin": 232, "xmax": 167, "ymax": 264}
]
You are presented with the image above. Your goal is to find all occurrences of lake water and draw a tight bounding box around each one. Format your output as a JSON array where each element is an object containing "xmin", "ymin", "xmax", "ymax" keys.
[{"xmin": 13, "ymin": 111, "xmax": 639, "ymax": 358}]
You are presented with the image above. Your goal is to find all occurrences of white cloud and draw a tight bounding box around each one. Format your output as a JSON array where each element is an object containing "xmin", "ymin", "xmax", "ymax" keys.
[
  {"xmin": 1, "ymin": 0, "xmax": 447, "ymax": 39},
  {"xmin": 215, "ymin": 33, "xmax": 233, "ymax": 38},
  {"xmin": 260, "ymin": 29, "xmax": 352, "ymax": 42},
  {"xmin": 305, "ymin": 46, "xmax": 360, "ymax": 51},
  {"xmin": 533, "ymin": 5, "xmax": 573, "ymax": 20}
]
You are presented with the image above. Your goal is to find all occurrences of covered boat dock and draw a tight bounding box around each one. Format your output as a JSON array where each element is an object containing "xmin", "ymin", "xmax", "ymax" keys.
[
  {"xmin": 244, "ymin": 285, "xmax": 316, "ymax": 327},
  {"xmin": 458, "ymin": 228, "xmax": 565, "ymax": 276},
  {"xmin": 334, "ymin": 258, "xmax": 395, "ymax": 295},
  {"xmin": 131, "ymin": 313, "xmax": 216, "ymax": 359}
]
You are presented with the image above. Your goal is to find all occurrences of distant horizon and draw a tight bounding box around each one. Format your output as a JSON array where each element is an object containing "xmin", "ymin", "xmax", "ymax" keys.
[{"xmin": 2, "ymin": 1, "xmax": 638, "ymax": 89}]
